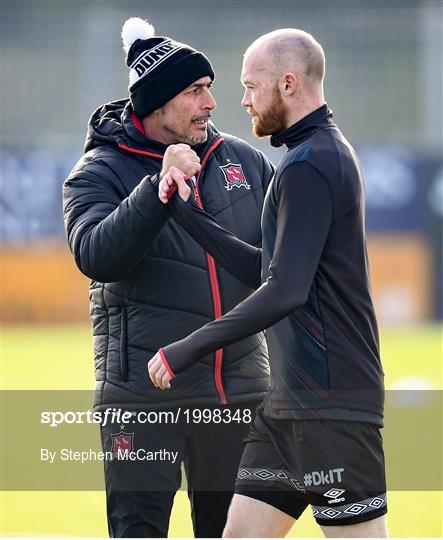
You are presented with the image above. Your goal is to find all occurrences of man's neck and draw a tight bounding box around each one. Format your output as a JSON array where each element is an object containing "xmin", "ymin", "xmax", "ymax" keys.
[
  {"xmin": 284, "ymin": 96, "xmax": 325, "ymax": 129},
  {"xmin": 141, "ymin": 116, "xmax": 172, "ymax": 145}
]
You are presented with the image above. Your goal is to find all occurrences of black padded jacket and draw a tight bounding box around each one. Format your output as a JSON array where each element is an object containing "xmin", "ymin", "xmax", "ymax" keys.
[{"xmin": 63, "ymin": 99, "xmax": 273, "ymax": 410}]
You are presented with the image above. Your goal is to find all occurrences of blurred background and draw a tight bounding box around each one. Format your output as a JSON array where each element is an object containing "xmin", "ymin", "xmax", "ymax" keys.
[
  {"xmin": 1, "ymin": 0, "xmax": 442, "ymax": 537},
  {"xmin": 2, "ymin": 0, "xmax": 442, "ymax": 326}
]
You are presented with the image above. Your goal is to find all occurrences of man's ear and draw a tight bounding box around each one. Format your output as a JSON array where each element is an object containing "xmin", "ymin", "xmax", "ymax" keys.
[{"xmin": 279, "ymin": 72, "xmax": 298, "ymax": 96}]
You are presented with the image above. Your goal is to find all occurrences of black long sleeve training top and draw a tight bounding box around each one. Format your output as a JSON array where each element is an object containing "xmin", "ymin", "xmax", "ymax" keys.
[{"xmin": 162, "ymin": 105, "xmax": 385, "ymax": 423}]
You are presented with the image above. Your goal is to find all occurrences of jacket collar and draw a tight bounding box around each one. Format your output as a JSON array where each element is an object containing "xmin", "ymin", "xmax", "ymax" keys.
[{"xmin": 270, "ymin": 104, "xmax": 334, "ymax": 149}]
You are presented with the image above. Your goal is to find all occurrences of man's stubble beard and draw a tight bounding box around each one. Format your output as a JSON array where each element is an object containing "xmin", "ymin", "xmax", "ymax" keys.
[
  {"xmin": 163, "ymin": 123, "xmax": 208, "ymax": 146},
  {"xmin": 253, "ymin": 86, "xmax": 288, "ymax": 138},
  {"xmin": 188, "ymin": 134, "xmax": 208, "ymax": 145}
]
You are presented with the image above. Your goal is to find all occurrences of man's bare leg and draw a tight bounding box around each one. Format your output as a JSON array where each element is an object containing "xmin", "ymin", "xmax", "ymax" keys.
[
  {"xmin": 223, "ymin": 494, "xmax": 296, "ymax": 538},
  {"xmin": 320, "ymin": 514, "xmax": 388, "ymax": 538}
]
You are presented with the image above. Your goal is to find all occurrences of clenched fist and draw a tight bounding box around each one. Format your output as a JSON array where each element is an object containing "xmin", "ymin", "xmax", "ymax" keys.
[{"xmin": 160, "ymin": 143, "xmax": 201, "ymax": 179}]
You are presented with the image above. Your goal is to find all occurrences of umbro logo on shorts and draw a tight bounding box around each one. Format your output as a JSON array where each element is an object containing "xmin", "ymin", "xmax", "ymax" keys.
[{"xmin": 324, "ymin": 488, "xmax": 346, "ymax": 504}]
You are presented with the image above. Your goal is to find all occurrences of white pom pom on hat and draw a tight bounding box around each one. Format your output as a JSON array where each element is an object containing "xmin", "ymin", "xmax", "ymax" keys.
[{"xmin": 121, "ymin": 17, "xmax": 155, "ymax": 53}]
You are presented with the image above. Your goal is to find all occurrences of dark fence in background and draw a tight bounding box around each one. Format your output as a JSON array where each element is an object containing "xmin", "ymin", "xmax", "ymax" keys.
[
  {"xmin": 2, "ymin": 1, "xmax": 442, "ymax": 151},
  {"xmin": 2, "ymin": 0, "xmax": 442, "ymax": 324}
]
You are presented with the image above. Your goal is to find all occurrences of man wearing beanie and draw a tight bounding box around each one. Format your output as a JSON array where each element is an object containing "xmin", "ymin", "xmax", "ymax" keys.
[{"xmin": 63, "ymin": 17, "xmax": 273, "ymax": 538}]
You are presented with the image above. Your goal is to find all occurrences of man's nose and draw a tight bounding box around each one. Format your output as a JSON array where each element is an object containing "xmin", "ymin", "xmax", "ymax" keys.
[
  {"xmin": 204, "ymin": 90, "xmax": 217, "ymax": 110},
  {"xmin": 241, "ymin": 88, "xmax": 250, "ymax": 108}
]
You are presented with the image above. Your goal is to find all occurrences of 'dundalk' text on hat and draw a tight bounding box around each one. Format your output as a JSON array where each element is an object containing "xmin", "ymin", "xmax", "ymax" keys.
[{"xmin": 121, "ymin": 17, "xmax": 215, "ymax": 118}]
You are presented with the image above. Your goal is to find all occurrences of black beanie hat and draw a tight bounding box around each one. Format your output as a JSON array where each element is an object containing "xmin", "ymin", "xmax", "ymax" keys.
[{"xmin": 121, "ymin": 17, "xmax": 215, "ymax": 118}]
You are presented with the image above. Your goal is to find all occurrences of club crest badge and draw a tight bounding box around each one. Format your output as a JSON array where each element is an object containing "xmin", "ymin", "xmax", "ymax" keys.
[
  {"xmin": 111, "ymin": 431, "xmax": 134, "ymax": 456},
  {"xmin": 220, "ymin": 163, "xmax": 251, "ymax": 191}
]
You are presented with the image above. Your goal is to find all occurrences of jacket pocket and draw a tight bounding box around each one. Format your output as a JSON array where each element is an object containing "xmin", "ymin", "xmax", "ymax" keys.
[{"xmin": 119, "ymin": 307, "xmax": 128, "ymax": 381}]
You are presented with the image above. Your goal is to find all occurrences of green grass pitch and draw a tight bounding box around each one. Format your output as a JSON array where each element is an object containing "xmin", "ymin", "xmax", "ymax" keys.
[{"xmin": 1, "ymin": 324, "xmax": 442, "ymax": 537}]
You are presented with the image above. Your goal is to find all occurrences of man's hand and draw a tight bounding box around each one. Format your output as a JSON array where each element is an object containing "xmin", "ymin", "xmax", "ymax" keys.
[
  {"xmin": 148, "ymin": 351, "xmax": 173, "ymax": 390},
  {"xmin": 158, "ymin": 166, "xmax": 191, "ymax": 204},
  {"xmin": 160, "ymin": 143, "xmax": 201, "ymax": 179}
]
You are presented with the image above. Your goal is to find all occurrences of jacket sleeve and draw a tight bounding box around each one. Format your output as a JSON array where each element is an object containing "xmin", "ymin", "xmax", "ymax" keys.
[
  {"xmin": 169, "ymin": 194, "xmax": 262, "ymax": 289},
  {"xmin": 63, "ymin": 153, "xmax": 169, "ymax": 282},
  {"xmin": 161, "ymin": 161, "xmax": 333, "ymax": 374}
]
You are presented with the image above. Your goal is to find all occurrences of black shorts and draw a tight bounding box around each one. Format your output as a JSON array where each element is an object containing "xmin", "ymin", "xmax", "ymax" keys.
[{"xmin": 235, "ymin": 407, "xmax": 387, "ymax": 526}]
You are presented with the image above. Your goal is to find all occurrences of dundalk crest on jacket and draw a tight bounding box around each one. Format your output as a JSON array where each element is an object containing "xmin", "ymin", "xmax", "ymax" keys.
[{"xmin": 220, "ymin": 163, "xmax": 251, "ymax": 191}]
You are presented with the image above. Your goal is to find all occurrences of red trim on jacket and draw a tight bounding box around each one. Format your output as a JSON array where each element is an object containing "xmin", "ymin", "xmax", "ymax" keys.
[
  {"xmin": 195, "ymin": 137, "xmax": 227, "ymax": 405},
  {"xmin": 130, "ymin": 111, "xmax": 145, "ymax": 134},
  {"xmin": 118, "ymin": 144, "xmax": 164, "ymax": 159},
  {"xmin": 158, "ymin": 348, "xmax": 176, "ymax": 378},
  {"xmin": 199, "ymin": 138, "xmax": 224, "ymax": 170},
  {"xmin": 120, "ymin": 132, "xmax": 228, "ymax": 404}
]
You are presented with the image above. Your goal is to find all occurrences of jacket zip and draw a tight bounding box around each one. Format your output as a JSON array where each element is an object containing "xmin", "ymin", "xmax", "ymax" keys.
[
  {"xmin": 195, "ymin": 137, "xmax": 227, "ymax": 405},
  {"xmin": 119, "ymin": 137, "xmax": 228, "ymax": 404}
]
